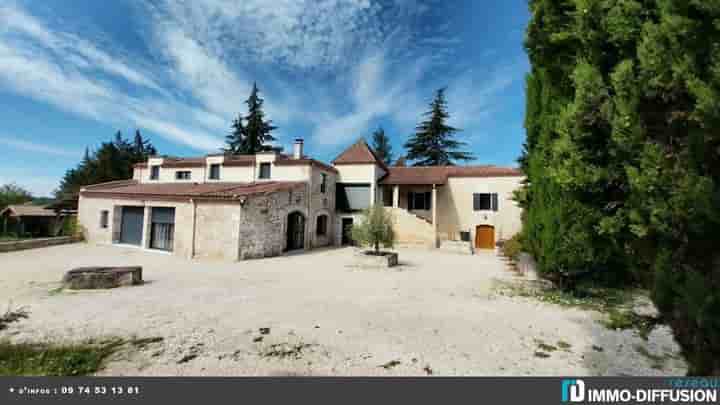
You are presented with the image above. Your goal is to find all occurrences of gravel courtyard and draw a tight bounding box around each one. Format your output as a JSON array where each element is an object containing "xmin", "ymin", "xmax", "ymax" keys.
[{"xmin": 0, "ymin": 243, "xmax": 686, "ymax": 376}]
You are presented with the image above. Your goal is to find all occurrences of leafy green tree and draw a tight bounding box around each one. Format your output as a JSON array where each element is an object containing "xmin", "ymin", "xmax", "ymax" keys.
[
  {"xmin": 0, "ymin": 183, "xmax": 33, "ymax": 211},
  {"xmin": 523, "ymin": 0, "xmax": 720, "ymax": 375},
  {"xmin": 351, "ymin": 204, "xmax": 395, "ymax": 254},
  {"xmin": 404, "ymin": 88, "xmax": 473, "ymax": 166},
  {"xmin": 371, "ymin": 127, "xmax": 393, "ymax": 165}
]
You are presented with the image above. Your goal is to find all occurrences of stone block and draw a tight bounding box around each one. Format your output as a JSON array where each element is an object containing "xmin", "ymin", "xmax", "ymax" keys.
[
  {"xmin": 62, "ymin": 266, "xmax": 143, "ymax": 289},
  {"xmin": 349, "ymin": 250, "xmax": 399, "ymax": 269}
]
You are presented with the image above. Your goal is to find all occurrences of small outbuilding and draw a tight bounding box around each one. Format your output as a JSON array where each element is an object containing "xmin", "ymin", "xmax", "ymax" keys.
[{"xmin": 0, "ymin": 204, "xmax": 59, "ymax": 238}]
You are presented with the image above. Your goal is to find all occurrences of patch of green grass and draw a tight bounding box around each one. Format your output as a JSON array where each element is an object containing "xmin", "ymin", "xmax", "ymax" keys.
[
  {"xmin": 494, "ymin": 279, "xmax": 637, "ymax": 313},
  {"xmin": 533, "ymin": 338, "xmax": 558, "ymax": 352},
  {"xmin": 0, "ymin": 338, "xmax": 125, "ymax": 376},
  {"xmin": 556, "ymin": 340, "xmax": 572, "ymax": 351},
  {"xmin": 48, "ymin": 287, "xmax": 64, "ymax": 296},
  {"xmin": 603, "ymin": 310, "xmax": 662, "ymax": 340}
]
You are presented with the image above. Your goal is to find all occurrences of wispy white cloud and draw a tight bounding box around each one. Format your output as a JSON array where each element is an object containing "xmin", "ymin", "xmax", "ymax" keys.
[
  {"xmin": 0, "ymin": 4, "xmax": 162, "ymax": 92},
  {"xmin": 0, "ymin": 136, "xmax": 80, "ymax": 158},
  {"xmin": 0, "ymin": 0, "xmax": 522, "ymax": 162},
  {"xmin": 0, "ymin": 3, "xmax": 224, "ymax": 151}
]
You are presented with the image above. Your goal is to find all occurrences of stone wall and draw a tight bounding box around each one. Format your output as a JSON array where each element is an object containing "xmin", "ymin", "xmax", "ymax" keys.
[
  {"xmin": 0, "ymin": 236, "xmax": 82, "ymax": 253},
  {"xmin": 238, "ymin": 188, "xmax": 307, "ymax": 259},
  {"xmin": 308, "ymin": 166, "xmax": 336, "ymax": 248},
  {"xmin": 193, "ymin": 202, "xmax": 242, "ymax": 261}
]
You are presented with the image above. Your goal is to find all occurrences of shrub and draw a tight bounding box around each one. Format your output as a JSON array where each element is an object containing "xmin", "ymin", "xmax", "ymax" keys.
[
  {"xmin": 501, "ymin": 233, "xmax": 523, "ymax": 262},
  {"xmin": 350, "ymin": 205, "xmax": 395, "ymax": 254}
]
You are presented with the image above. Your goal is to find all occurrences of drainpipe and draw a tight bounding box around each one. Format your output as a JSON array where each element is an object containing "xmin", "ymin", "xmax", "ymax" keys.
[{"xmin": 190, "ymin": 198, "xmax": 197, "ymax": 259}]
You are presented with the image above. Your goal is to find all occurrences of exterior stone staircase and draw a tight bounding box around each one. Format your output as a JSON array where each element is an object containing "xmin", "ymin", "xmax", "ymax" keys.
[{"xmin": 384, "ymin": 207, "xmax": 436, "ymax": 247}]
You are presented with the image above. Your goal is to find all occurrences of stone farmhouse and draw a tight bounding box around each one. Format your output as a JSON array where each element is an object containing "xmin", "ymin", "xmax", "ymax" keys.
[{"xmin": 78, "ymin": 138, "xmax": 523, "ymax": 261}]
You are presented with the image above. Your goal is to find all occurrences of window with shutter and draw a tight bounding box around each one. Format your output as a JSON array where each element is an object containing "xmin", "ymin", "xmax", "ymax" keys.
[{"xmin": 473, "ymin": 193, "xmax": 493, "ymax": 211}]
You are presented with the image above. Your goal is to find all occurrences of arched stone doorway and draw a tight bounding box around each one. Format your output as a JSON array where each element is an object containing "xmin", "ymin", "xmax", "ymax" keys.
[{"xmin": 286, "ymin": 211, "xmax": 306, "ymax": 251}]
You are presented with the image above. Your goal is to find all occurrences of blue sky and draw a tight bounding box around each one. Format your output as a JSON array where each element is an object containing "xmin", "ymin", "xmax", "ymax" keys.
[{"xmin": 0, "ymin": 0, "xmax": 530, "ymax": 196}]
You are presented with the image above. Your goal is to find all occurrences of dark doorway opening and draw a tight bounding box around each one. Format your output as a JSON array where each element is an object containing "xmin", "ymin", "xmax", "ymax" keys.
[
  {"xmin": 119, "ymin": 206, "xmax": 144, "ymax": 246},
  {"xmin": 286, "ymin": 211, "xmax": 305, "ymax": 251},
  {"xmin": 341, "ymin": 217, "xmax": 354, "ymax": 246}
]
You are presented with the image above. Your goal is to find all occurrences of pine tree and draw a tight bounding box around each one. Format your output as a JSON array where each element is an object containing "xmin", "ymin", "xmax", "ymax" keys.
[
  {"xmin": 242, "ymin": 82, "xmax": 276, "ymax": 154},
  {"xmin": 404, "ymin": 88, "xmax": 473, "ymax": 166},
  {"xmin": 55, "ymin": 131, "xmax": 160, "ymax": 200},
  {"xmin": 224, "ymin": 115, "xmax": 245, "ymax": 154},
  {"xmin": 371, "ymin": 127, "xmax": 393, "ymax": 165},
  {"xmin": 132, "ymin": 129, "xmax": 156, "ymax": 159}
]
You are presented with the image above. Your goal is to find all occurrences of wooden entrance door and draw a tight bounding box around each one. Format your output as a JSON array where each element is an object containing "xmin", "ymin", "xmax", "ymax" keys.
[
  {"xmin": 286, "ymin": 212, "xmax": 305, "ymax": 251},
  {"xmin": 475, "ymin": 225, "xmax": 495, "ymax": 249}
]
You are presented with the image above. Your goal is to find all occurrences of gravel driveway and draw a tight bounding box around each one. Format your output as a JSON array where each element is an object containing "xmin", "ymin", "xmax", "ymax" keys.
[{"xmin": 0, "ymin": 243, "xmax": 686, "ymax": 376}]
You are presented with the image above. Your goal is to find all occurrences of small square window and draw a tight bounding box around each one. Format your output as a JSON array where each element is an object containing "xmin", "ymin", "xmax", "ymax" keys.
[
  {"xmin": 100, "ymin": 210, "xmax": 109, "ymax": 229},
  {"xmin": 473, "ymin": 193, "xmax": 498, "ymax": 211},
  {"xmin": 259, "ymin": 163, "xmax": 271, "ymax": 179},
  {"xmin": 176, "ymin": 171, "xmax": 191, "ymax": 180},
  {"xmin": 150, "ymin": 165, "xmax": 160, "ymax": 180},
  {"xmin": 209, "ymin": 164, "xmax": 221, "ymax": 180},
  {"xmin": 408, "ymin": 191, "xmax": 431, "ymax": 210}
]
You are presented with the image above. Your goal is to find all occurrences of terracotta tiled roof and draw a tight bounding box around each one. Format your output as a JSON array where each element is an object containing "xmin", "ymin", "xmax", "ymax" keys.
[
  {"xmin": 0, "ymin": 204, "xmax": 56, "ymax": 217},
  {"xmin": 222, "ymin": 155, "xmax": 256, "ymax": 166},
  {"xmin": 275, "ymin": 156, "xmax": 338, "ymax": 173},
  {"xmin": 161, "ymin": 157, "xmax": 206, "ymax": 168},
  {"xmin": 380, "ymin": 166, "xmax": 523, "ymax": 185},
  {"xmin": 332, "ymin": 139, "xmax": 389, "ymax": 171},
  {"xmin": 81, "ymin": 180, "xmax": 305, "ymax": 201}
]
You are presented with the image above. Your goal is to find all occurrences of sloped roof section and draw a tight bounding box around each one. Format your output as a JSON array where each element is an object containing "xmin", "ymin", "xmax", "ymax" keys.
[
  {"xmin": 80, "ymin": 180, "xmax": 304, "ymax": 201},
  {"xmin": 332, "ymin": 139, "xmax": 388, "ymax": 171},
  {"xmin": 0, "ymin": 204, "xmax": 56, "ymax": 217},
  {"xmin": 380, "ymin": 166, "xmax": 523, "ymax": 185}
]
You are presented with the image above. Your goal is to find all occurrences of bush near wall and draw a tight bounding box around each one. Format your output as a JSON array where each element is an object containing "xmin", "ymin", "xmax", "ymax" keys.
[{"xmin": 522, "ymin": 0, "xmax": 720, "ymax": 375}]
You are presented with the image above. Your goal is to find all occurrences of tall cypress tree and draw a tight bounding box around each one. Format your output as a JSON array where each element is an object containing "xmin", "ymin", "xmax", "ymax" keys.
[
  {"xmin": 523, "ymin": 0, "xmax": 720, "ymax": 374},
  {"xmin": 404, "ymin": 88, "xmax": 473, "ymax": 166},
  {"xmin": 371, "ymin": 127, "xmax": 393, "ymax": 165}
]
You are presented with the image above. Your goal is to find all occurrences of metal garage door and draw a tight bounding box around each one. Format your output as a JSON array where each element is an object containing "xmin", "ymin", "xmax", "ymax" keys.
[{"xmin": 120, "ymin": 207, "xmax": 144, "ymax": 246}]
